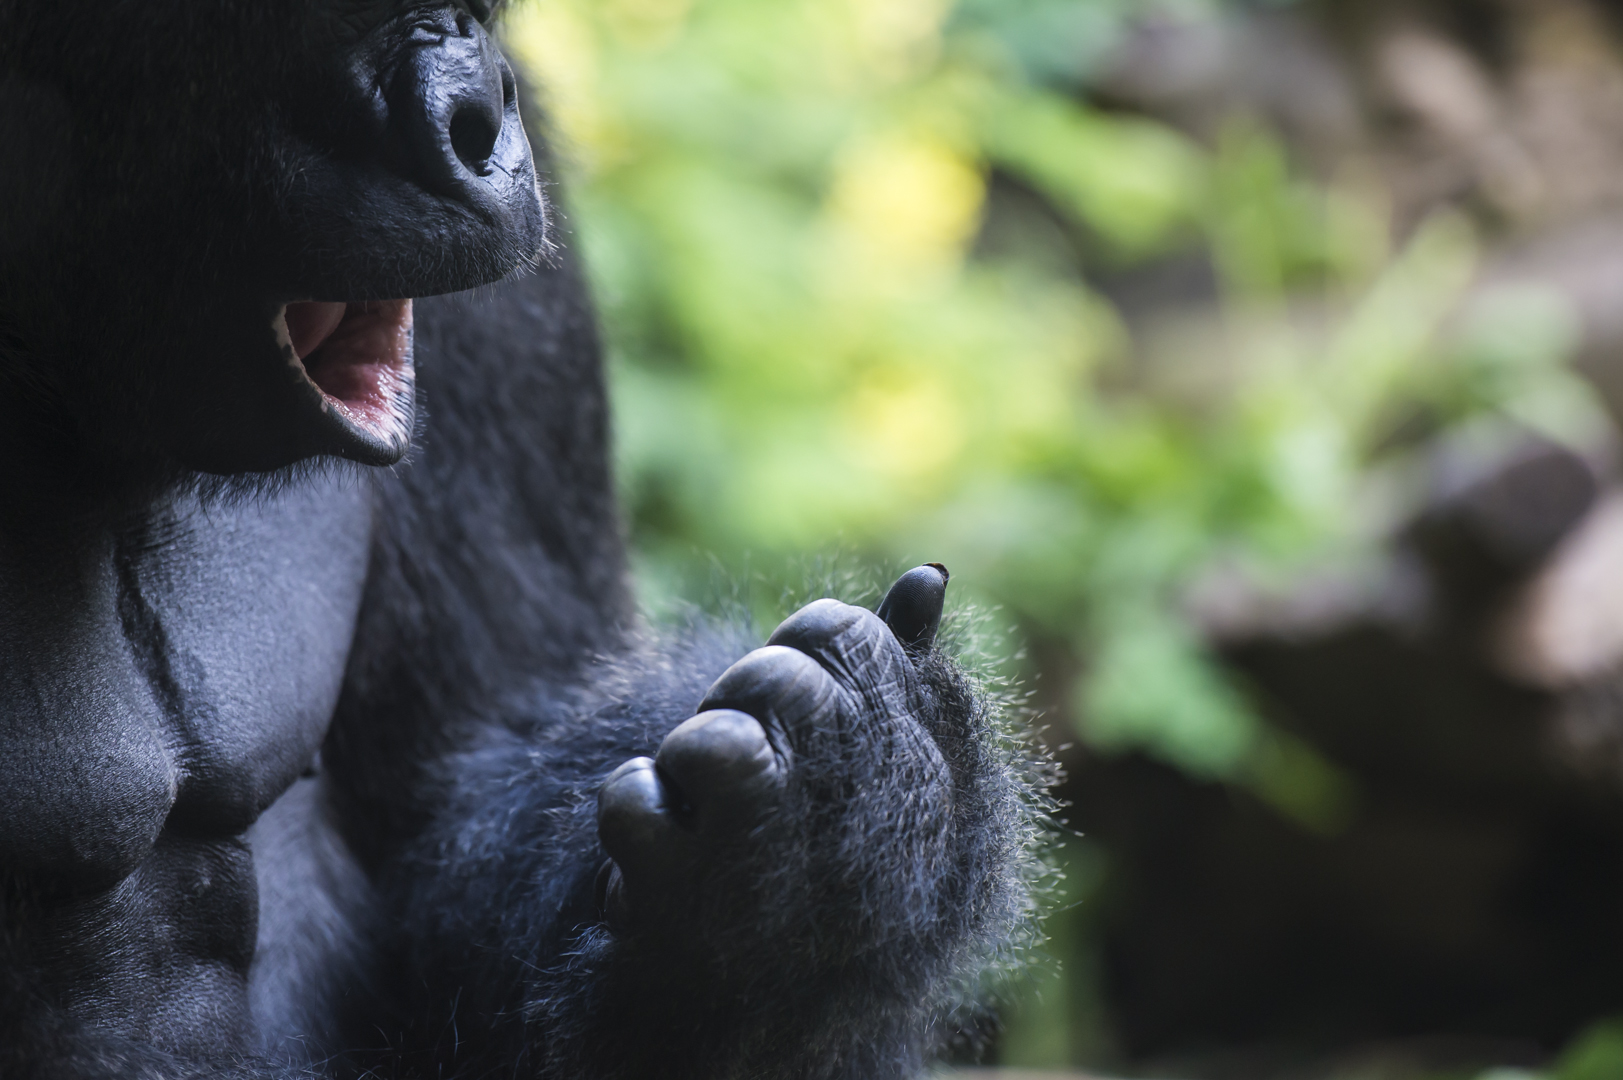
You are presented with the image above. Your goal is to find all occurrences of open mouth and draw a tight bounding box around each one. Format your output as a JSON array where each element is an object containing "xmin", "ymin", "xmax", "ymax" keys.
[{"xmin": 272, "ymin": 299, "xmax": 415, "ymax": 460}]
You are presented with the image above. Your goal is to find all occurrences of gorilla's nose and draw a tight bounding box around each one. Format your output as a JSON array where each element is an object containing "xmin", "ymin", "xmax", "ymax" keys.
[{"xmin": 390, "ymin": 17, "xmax": 527, "ymax": 211}]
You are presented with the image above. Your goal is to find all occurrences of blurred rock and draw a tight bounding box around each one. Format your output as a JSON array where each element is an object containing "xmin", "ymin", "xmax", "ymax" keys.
[
  {"xmin": 1496, "ymin": 490, "xmax": 1623, "ymax": 686},
  {"xmin": 1065, "ymin": 433, "xmax": 1623, "ymax": 1064},
  {"xmin": 1406, "ymin": 436, "xmax": 1599, "ymax": 618},
  {"xmin": 1048, "ymin": 2, "xmax": 1623, "ymax": 1071},
  {"xmin": 1091, "ymin": 10, "xmax": 1362, "ymax": 170}
]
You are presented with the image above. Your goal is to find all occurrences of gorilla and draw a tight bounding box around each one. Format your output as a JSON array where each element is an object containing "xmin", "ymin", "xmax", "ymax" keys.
[{"xmin": 0, "ymin": 2, "xmax": 1042, "ymax": 1077}]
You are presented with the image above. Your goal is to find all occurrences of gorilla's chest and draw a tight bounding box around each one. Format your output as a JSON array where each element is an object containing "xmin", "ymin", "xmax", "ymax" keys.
[{"xmin": 0, "ymin": 477, "xmax": 372, "ymax": 893}]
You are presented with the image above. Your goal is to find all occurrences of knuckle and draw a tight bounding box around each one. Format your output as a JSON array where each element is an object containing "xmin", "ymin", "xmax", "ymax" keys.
[
  {"xmin": 773, "ymin": 602, "xmax": 910, "ymax": 695},
  {"xmin": 766, "ymin": 598, "xmax": 866, "ymax": 654},
  {"xmin": 597, "ymin": 757, "xmax": 691, "ymax": 889},
  {"xmin": 659, "ymin": 708, "xmax": 769, "ymax": 763},
  {"xmin": 657, "ymin": 709, "xmax": 781, "ymax": 792},
  {"xmin": 698, "ymin": 645, "xmax": 837, "ymax": 722},
  {"xmin": 596, "ymin": 758, "xmax": 659, "ymax": 820},
  {"xmin": 697, "ymin": 644, "xmax": 845, "ymax": 746},
  {"xmin": 603, "ymin": 755, "xmax": 656, "ymax": 788}
]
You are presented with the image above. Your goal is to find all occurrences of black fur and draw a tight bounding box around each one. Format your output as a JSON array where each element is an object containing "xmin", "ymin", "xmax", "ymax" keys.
[{"xmin": 0, "ymin": 2, "xmax": 1046, "ymax": 1076}]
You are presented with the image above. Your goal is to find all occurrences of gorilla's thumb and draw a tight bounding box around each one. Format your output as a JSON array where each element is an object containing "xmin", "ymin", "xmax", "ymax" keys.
[{"xmin": 875, "ymin": 564, "xmax": 948, "ymax": 653}]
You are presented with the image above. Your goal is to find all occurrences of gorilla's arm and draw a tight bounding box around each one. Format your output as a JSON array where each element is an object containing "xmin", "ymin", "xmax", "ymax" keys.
[
  {"xmin": 313, "ymin": 239, "xmax": 1041, "ymax": 1077},
  {"xmin": 373, "ymin": 593, "xmax": 1039, "ymax": 1080}
]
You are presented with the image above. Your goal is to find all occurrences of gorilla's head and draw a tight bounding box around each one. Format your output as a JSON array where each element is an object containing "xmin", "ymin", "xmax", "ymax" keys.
[{"xmin": 0, "ymin": 0, "xmax": 546, "ymax": 480}]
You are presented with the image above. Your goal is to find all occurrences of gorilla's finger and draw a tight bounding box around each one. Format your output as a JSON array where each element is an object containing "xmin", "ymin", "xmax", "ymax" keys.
[
  {"xmin": 698, "ymin": 645, "xmax": 839, "ymax": 747},
  {"xmin": 768, "ymin": 599, "xmax": 913, "ymax": 698},
  {"xmin": 597, "ymin": 757, "xmax": 691, "ymax": 888},
  {"xmin": 875, "ymin": 564, "xmax": 948, "ymax": 654},
  {"xmin": 766, "ymin": 598, "xmax": 867, "ymax": 655},
  {"xmin": 656, "ymin": 709, "xmax": 784, "ymax": 831}
]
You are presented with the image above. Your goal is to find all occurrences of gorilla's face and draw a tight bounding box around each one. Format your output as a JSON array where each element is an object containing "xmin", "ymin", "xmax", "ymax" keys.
[{"xmin": 0, "ymin": 0, "xmax": 546, "ymax": 475}]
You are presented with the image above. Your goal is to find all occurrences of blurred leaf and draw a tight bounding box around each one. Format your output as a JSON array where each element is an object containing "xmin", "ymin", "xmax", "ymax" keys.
[
  {"xmin": 505, "ymin": 0, "xmax": 1586, "ymax": 868},
  {"xmin": 1551, "ymin": 1019, "xmax": 1623, "ymax": 1080},
  {"xmin": 1078, "ymin": 608, "xmax": 1259, "ymax": 777},
  {"xmin": 503, "ymin": 0, "xmax": 1611, "ymax": 1069},
  {"xmin": 984, "ymin": 90, "xmax": 1207, "ymax": 258},
  {"xmin": 948, "ymin": 0, "xmax": 1135, "ymax": 86},
  {"xmin": 1244, "ymin": 729, "xmax": 1360, "ymax": 836}
]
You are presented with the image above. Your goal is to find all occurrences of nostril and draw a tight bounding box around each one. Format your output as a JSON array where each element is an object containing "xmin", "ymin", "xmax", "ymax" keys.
[
  {"xmin": 387, "ymin": 23, "xmax": 520, "ymax": 198},
  {"xmin": 448, "ymin": 106, "xmax": 499, "ymax": 173}
]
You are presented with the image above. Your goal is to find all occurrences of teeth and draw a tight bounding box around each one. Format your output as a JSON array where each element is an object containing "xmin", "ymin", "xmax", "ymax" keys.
[
  {"xmin": 271, "ymin": 304, "xmax": 294, "ymax": 360},
  {"xmin": 272, "ymin": 304, "xmax": 333, "ymax": 415}
]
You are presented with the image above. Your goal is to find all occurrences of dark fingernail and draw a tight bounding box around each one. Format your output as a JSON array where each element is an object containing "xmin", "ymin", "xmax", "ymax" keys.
[{"xmin": 876, "ymin": 563, "xmax": 948, "ymax": 653}]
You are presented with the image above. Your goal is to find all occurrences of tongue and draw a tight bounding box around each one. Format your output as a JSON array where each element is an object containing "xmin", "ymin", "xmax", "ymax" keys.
[{"xmin": 284, "ymin": 301, "xmax": 347, "ymax": 360}]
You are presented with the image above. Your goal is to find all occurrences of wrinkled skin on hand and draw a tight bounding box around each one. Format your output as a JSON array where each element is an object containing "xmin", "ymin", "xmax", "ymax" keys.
[
  {"xmin": 598, "ymin": 566, "xmax": 956, "ymax": 941},
  {"xmin": 359, "ymin": 551, "xmax": 1037, "ymax": 1080}
]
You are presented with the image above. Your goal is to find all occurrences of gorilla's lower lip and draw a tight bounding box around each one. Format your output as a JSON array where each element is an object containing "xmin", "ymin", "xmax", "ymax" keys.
[{"xmin": 274, "ymin": 299, "xmax": 415, "ymax": 455}]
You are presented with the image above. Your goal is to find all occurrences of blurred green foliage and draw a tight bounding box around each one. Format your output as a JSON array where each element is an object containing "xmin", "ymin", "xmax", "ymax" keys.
[
  {"xmin": 503, "ymin": 0, "xmax": 1605, "ymax": 1067},
  {"xmin": 504, "ymin": 0, "xmax": 1596, "ymax": 797},
  {"xmin": 1545, "ymin": 1020, "xmax": 1623, "ymax": 1080},
  {"xmin": 1472, "ymin": 1019, "xmax": 1623, "ymax": 1080}
]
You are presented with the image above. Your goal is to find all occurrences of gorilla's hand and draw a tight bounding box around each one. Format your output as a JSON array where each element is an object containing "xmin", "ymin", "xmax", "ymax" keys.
[{"xmin": 595, "ymin": 565, "xmax": 955, "ymax": 939}]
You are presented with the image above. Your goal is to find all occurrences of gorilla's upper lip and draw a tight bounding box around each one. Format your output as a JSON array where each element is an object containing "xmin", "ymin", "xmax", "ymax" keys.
[{"xmin": 272, "ymin": 299, "xmax": 415, "ymax": 458}]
